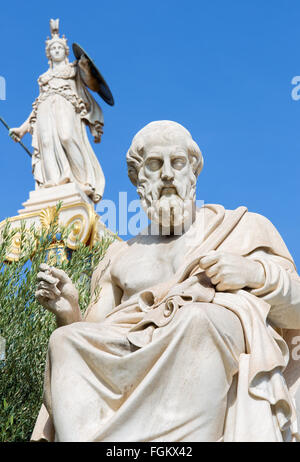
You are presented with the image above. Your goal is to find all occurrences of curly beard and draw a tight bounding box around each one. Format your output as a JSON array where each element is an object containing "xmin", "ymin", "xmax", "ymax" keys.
[{"xmin": 137, "ymin": 173, "xmax": 196, "ymax": 233}]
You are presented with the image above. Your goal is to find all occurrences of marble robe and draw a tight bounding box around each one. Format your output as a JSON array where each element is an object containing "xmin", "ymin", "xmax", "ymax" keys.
[
  {"xmin": 31, "ymin": 204, "xmax": 300, "ymax": 442},
  {"xmin": 30, "ymin": 62, "xmax": 105, "ymax": 202}
]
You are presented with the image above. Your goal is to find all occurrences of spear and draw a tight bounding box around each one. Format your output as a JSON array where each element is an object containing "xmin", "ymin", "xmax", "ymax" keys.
[{"xmin": 0, "ymin": 117, "xmax": 32, "ymax": 158}]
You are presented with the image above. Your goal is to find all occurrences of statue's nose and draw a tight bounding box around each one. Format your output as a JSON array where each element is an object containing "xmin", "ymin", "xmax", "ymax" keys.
[{"xmin": 161, "ymin": 161, "xmax": 174, "ymax": 181}]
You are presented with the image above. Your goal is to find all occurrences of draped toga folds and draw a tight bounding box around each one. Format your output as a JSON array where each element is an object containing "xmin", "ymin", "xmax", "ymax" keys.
[
  {"xmin": 31, "ymin": 204, "xmax": 300, "ymax": 442},
  {"xmin": 30, "ymin": 62, "xmax": 105, "ymax": 202}
]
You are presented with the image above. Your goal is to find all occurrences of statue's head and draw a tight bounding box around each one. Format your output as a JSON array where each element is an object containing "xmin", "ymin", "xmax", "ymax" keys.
[
  {"xmin": 48, "ymin": 41, "xmax": 67, "ymax": 63},
  {"xmin": 45, "ymin": 19, "xmax": 69, "ymax": 67},
  {"xmin": 126, "ymin": 121, "xmax": 203, "ymax": 230}
]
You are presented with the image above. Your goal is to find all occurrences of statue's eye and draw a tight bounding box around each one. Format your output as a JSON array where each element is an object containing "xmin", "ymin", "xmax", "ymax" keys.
[
  {"xmin": 145, "ymin": 159, "xmax": 163, "ymax": 171},
  {"xmin": 172, "ymin": 158, "xmax": 186, "ymax": 170}
]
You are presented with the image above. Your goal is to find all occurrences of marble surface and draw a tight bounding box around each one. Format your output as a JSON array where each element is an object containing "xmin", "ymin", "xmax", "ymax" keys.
[
  {"xmin": 33, "ymin": 121, "xmax": 300, "ymax": 442},
  {"xmin": 9, "ymin": 19, "xmax": 105, "ymax": 203}
]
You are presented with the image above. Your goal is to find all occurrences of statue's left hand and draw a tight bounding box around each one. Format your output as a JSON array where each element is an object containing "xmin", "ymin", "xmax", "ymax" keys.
[
  {"xmin": 199, "ymin": 251, "xmax": 265, "ymax": 292},
  {"xmin": 78, "ymin": 55, "xmax": 90, "ymax": 72},
  {"xmin": 78, "ymin": 55, "xmax": 100, "ymax": 93}
]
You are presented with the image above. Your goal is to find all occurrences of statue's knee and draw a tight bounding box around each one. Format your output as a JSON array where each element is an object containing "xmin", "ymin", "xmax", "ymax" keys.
[
  {"xmin": 179, "ymin": 303, "xmax": 211, "ymax": 326},
  {"xmin": 180, "ymin": 303, "xmax": 245, "ymax": 354},
  {"xmin": 60, "ymin": 133, "xmax": 75, "ymax": 149},
  {"xmin": 48, "ymin": 325, "xmax": 73, "ymax": 353}
]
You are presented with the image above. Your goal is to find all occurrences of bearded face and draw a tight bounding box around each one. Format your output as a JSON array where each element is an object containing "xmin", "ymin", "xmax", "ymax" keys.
[{"xmin": 137, "ymin": 143, "xmax": 197, "ymax": 233}]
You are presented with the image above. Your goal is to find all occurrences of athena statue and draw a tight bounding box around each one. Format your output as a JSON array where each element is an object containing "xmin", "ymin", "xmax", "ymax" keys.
[{"xmin": 10, "ymin": 19, "xmax": 106, "ymax": 203}]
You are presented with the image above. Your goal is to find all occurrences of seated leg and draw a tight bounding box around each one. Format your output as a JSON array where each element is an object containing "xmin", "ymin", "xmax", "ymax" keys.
[{"xmin": 45, "ymin": 302, "xmax": 245, "ymax": 442}]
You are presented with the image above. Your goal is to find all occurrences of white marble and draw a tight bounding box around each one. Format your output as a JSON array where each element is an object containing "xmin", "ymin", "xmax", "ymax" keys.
[
  {"xmin": 19, "ymin": 183, "xmax": 94, "ymax": 215},
  {"xmin": 33, "ymin": 121, "xmax": 300, "ymax": 442},
  {"xmin": 9, "ymin": 19, "xmax": 105, "ymax": 203}
]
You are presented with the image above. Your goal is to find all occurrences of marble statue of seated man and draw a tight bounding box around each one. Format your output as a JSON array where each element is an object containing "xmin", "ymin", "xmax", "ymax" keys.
[{"xmin": 33, "ymin": 121, "xmax": 300, "ymax": 442}]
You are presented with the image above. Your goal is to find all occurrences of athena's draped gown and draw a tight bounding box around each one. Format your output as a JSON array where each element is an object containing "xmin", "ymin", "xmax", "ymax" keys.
[{"xmin": 29, "ymin": 62, "xmax": 105, "ymax": 202}]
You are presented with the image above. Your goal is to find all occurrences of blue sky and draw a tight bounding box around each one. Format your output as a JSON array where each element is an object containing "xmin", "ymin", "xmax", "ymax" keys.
[{"xmin": 0, "ymin": 0, "xmax": 299, "ymax": 267}]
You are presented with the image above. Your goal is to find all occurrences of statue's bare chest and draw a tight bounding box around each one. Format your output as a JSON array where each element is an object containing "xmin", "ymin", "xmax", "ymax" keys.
[{"xmin": 110, "ymin": 235, "xmax": 189, "ymax": 297}]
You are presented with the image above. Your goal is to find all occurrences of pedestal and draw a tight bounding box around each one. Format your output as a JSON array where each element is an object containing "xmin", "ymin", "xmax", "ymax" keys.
[
  {"xmin": 18, "ymin": 183, "xmax": 94, "ymax": 214},
  {"xmin": 0, "ymin": 183, "xmax": 109, "ymax": 262}
]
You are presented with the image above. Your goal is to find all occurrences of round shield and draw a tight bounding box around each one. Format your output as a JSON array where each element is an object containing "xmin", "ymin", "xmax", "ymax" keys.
[{"xmin": 72, "ymin": 42, "xmax": 115, "ymax": 106}]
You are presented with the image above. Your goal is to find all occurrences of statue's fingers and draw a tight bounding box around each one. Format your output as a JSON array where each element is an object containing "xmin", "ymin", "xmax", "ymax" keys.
[
  {"xmin": 216, "ymin": 279, "xmax": 239, "ymax": 292},
  {"xmin": 205, "ymin": 263, "xmax": 220, "ymax": 278},
  {"xmin": 49, "ymin": 267, "xmax": 70, "ymax": 284},
  {"xmin": 211, "ymin": 274, "xmax": 222, "ymax": 285},
  {"xmin": 39, "ymin": 263, "xmax": 51, "ymax": 272},
  {"xmin": 36, "ymin": 289, "xmax": 55, "ymax": 302},
  {"xmin": 37, "ymin": 271, "xmax": 59, "ymax": 285},
  {"xmin": 36, "ymin": 288, "xmax": 49, "ymax": 298},
  {"xmin": 199, "ymin": 251, "xmax": 219, "ymax": 269},
  {"xmin": 215, "ymin": 282, "xmax": 228, "ymax": 292},
  {"xmin": 35, "ymin": 290, "xmax": 42, "ymax": 301},
  {"xmin": 79, "ymin": 55, "xmax": 88, "ymax": 63},
  {"xmin": 11, "ymin": 134, "xmax": 20, "ymax": 143},
  {"xmin": 37, "ymin": 281, "xmax": 61, "ymax": 296},
  {"xmin": 37, "ymin": 281, "xmax": 49, "ymax": 290}
]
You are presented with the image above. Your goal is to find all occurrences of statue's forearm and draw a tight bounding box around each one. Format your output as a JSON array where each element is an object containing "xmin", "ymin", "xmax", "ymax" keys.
[
  {"xmin": 250, "ymin": 256, "xmax": 300, "ymax": 329},
  {"xmin": 19, "ymin": 113, "xmax": 33, "ymax": 134},
  {"xmin": 244, "ymin": 259, "xmax": 265, "ymax": 289},
  {"xmin": 56, "ymin": 303, "xmax": 83, "ymax": 328}
]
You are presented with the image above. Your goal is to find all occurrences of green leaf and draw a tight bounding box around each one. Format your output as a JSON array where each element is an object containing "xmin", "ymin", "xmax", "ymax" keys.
[{"xmin": 0, "ymin": 218, "xmax": 114, "ymax": 441}]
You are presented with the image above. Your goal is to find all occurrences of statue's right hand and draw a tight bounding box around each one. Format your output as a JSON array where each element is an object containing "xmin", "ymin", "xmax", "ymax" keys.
[
  {"xmin": 9, "ymin": 128, "xmax": 22, "ymax": 143},
  {"xmin": 36, "ymin": 263, "xmax": 80, "ymax": 323}
]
